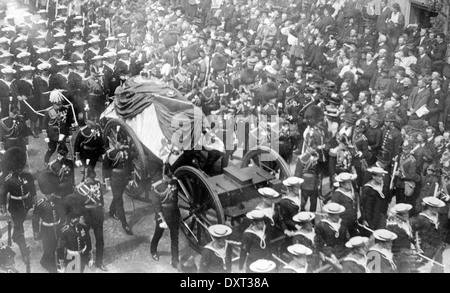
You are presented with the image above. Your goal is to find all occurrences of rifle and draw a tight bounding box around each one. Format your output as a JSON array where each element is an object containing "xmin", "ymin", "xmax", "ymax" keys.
[
  {"xmin": 390, "ymin": 155, "xmax": 399, "ymax": 190},
  {"xmin": 7, "ymin": 220, "xmax": 11, "ymax": 247}
]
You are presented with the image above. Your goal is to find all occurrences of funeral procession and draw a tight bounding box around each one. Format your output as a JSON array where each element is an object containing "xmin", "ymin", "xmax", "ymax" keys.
[{"xmin": 2, "ymin": 0, "xmax": 450, "ymax": 274}]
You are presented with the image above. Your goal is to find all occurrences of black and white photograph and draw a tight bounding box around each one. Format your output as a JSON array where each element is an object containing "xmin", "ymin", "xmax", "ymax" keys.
[{"xmin": 0, "ymin": 0, "xmax": 450, "ymax": 275}]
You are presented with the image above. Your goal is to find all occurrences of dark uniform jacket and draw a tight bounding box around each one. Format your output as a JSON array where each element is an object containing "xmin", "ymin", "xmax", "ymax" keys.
[
  {"xmin": 74, "ymin": 124, "xmax": 105, "ymax": 160},
  {"xmin": 329, "ymin": 189, "xmax": 357, "ymax": 231},
  {"xmin": 48, "ymin": 158, "xmax": 75, "ymax": 197},
  {"xmin": 0, "ymin": 171, "xmax": 36, "ymax": 210},
  {"xmin": 0, "ymin": 115, "xmax": 29, "ymax": 150},
  {"xmin": 341, "ymin": 254, "xmax": 370, "ymax": 273},
  {"xmin": 199, "ymin": 241, "xmax": 233, "ymax": 273},
  {"xmin": 360, "ymin": 181, "xmax": 389, "ymax": 230},
  {"xmin": 278, "ymin": 196, "xmax": 300, "ymax": 231},
  {"xmin": 56, "ymin": 222, "xmax": 92, "ymax": 263},
  {"xmin": 42, "ymin": 105, "xmax": 71, "ymax": 141},
  {"xmin": 411, "ymin": 212, "xmax": 445, "ymax": 259},
  {"xmin": 32, "ymin": 197, "xmax": 62, "ymax": 236},
  {"xmin": 314, "ymin": 219, "xmax": 349, "ymax": 259},
  {"xmin": 427, "ymin": 88, "xmax": 445, "ymax": 129},
  {"xmin": 239, "ymin": 225, "xmax": 272, "ymax": 271},
  {"xmin": 381, "ymin": 126, "xmax": 402, "ymax": 162}
]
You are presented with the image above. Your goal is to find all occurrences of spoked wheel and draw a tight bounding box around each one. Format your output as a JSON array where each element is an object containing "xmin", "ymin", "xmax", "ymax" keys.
[
  {"xmin": 103, "ymin": 118, "xmax": 149, "ymax": 202},
  {"xmin": 240, "ymin": 146, "xmax": 292, "ymax": 181},
  {"xmin": 174, "ymin": 166, "xmax": 224, "ymax": 253}
]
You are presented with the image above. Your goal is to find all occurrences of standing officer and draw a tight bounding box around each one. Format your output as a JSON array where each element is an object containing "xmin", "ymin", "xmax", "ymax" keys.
[
  {"xmin": 42, "ymin": 90, "xmax": 74, "ymax": 166},
  {"xmin": 102, "ymin": 133, "xmax": 133, "ymax": 235},
  {"xmin": 48, "ymin": 144, "xmax": 75, "ymax": 198},
  {"xmin": 74, "ymin": 120, "xmax": 105, "ymax": 172},
  {"xmin": 75, "ymin": 167, "xmax": 108, "ymax": 271},
  {"xmin": 150, "ymin": 165, "xmax": 180, "ymax": 268},
  {"xmin": 32, "ymin": 171, "xmax": 63, "ymax": 273},
  {"xmin": 0, "ymin": 147, "xmax": 36, "ymax": 267},
  {"xmin": 380, "ymin": 113, "xmax": 403, "ymax": 164},
  {"xmin": 0, "ymin": 105, "xmax": 29, "ymax": 152},
  {"xmin": 56, "ymin": 196, "xmax": 93, "ymax": 273}
]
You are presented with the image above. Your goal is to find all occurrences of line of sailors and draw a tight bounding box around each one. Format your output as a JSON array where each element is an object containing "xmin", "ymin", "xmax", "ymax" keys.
[{"xmin": 199, "ymin": 173, "xmax": 447, "ymax": 273}]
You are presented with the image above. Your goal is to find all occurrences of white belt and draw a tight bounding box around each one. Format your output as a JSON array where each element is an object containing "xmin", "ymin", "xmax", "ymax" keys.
[
  {"xmin": 42, "ymin": 219, "xmax": 61, "ymax": 227},
  {"xmin": 10, "ymin": 193, "xmax": 30, "ymax": 200},
  {"xmin": 67, "ymin": 246, "xmax": 87, "ymax": 254}
]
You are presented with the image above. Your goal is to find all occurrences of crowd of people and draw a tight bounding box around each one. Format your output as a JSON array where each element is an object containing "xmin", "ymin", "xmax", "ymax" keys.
[{"xmin": 0, "ymin": 0, "xmax": 450, "ymax": 273}]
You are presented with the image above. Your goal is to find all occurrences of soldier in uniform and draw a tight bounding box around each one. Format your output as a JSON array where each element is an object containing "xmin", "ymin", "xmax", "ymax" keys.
[
  {"xmin": 42, "ymin": 90, "xmax": 73, "ymax": 165},
  {"xmin": 366, "ymin": 229, "xmax": 398, "ymax": 273},
  {"xmin": 102, "ymin": 52, "xmax": 119, "ymax": 98},
  {"xmin": 360, "ymin": 167, "xmax": 390, "ymax": 230},
  {"xmin": 75, "ymin": 167, "xmax": 108, "ymax": 271},
  {"xmin": 314, "ymin": 202, "xmax": 349, "ymax": 272},
  {"xmin": 329, "ymin": 172, "xmax": 358, "ymax": 236},
  {"xmin": 56, "ymin": 196, "xmax": 92, "ymax": 273},
  {"xmin": 239, "ymin": 210, "xmax": 273, "ymax": 273},
  {"xmin": 199, "ymin": 224, "xmax": 233, "ymax": 273},
  {"xmin": 48, "ymin": 144, "xmax": 75, "ymax": 198},
  {"xmin": 0, "ymin": 67, "xmax": 18, "ymax": 119},
  {"xmin": 115, "ymin": 49, "xmax": 132, "ymax": 85},
  {"xmin": 341, "ymin": 236, "xmax": 370, "ymax": 273},
  {"xmin": 103, "ymin": 132, "xmax": 133, "ymax": 235},
  {"xmin": 0, "ymin": 105, "xmax": 29, "ymax": 152},
  {"xmin": 149, "ymin": 168, "xmax": 180, "ymax": 268},
  {"xmin": 381, "ymin": 113, "xmax": 403, "ymax": 164},
  {"xmin": 16, "ymin": 65, "xmax": 39, "ymax": 138},
  {"xmin": 0, "ymin": 147, "xmax": 35, "ymax": 267},
  {"xmin": 411, "ymin": 196, "xmax": 446, "ymax": 273},
  {"xmin": 32, "ymin": 171, "xmax": 64, "ymax": 273},
  {"xmin": 74, "ymin": 119, "xmax": 105, "ymax": 171}
]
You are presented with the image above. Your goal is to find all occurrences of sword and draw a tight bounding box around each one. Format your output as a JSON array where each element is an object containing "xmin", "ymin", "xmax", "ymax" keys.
[{"xmin": 7, "ymin": 220, "xmax": 12, "ymax": 247}]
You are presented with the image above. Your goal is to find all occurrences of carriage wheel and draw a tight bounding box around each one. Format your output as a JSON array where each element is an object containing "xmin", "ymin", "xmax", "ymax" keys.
[
  {"xmin": 174, "ymin": 166, "xmax": 225, "ymax": 253},
  {"xmin": 103, "ymin": 118, "xmax": 149, "ymax": 201},
  {"xmin": 240, "ymin": 146, "xmax": 292, "ymax": 181}
]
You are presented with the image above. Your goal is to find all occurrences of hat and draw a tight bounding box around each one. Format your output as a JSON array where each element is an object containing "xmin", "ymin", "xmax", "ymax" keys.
[
  {"xmin": 34, "ymin": 34, "xmax": 46, "ymax": 40},
  {"xmin": 208, "ymin": 224, "xmax": 232, "ymax": 238},
  {"xmin": 73, "ymin": 15, "xmax": 84, "ymax": 21},
  {"xmin": 0, "ymin": 37, "xmax": 9, "ymax": 44},
  {"xmin": 57, "ymin": 144, "xmax": 69, "ymax": 156},
  {"xmin": 422, "ymin": 196, "xmax": 445, "ymax": 208},
  {"xmin": 373, "ymin": 229, "xmax": 398, "ymax": 241},
  {"xmin": 345, "ymin": 236, "xmax": 369, "ymax": 248},
  {"xmin": 210, "ymin": 54, "xmax": 228, "ymax": 72},
  {"xmin": 246, "ymin": 209, "xmax": 266, "ymax": 220},
  {"xmin": 14, "ymin": 36, "xmax": 27, "ymax": 43},
  {"xmin": 0, "ymin": 52, "xmax": 13, "ymax": 58},
  {"xmin": 89, "ymin": 23, "xmax": 101, "ymax": 28},
  {"xmin": 57, "ymin": 60, "xmax": 70, "ymax": 66},
  {"xmin": 409, "ymin": 64, "xmax": 420, "ymax": 74},
  {"xmin": 259, "ymin": 82, "xmax": 279, "ymax": 102},
  {"xmin": 385, "ymin": 113, "xmax": 398, "ymax": 122},
  {"xmin": 292, "ymin": 212, "xmax": 315, "ymax": 223},
  {"xmin": 257, "ymin": 187, "xmax": 280, "ymax": 199},
  {"xmin": 37, "ymin": 9, "xmax": 47, "ymax": 14},
  {"xmin": 240, "ymin": 68, "xmax": 257, "ymax": 85},
  {"xmin": 322, "ymin": 202, "xmax": 345, "ymax": 214},
  {"xmin": 2, "ymin": 147, "xmax": 26, "ymax": 172},
  {"xmin": 304, "ymin": 105, "xmax": 324, "ymax": 121},
  {"xmin": 51, "ymin": 45, "xmax": 65, "ymax": 51},
  {"xmin": 103, "ymin": 52, "xmax": 117, "ymax": 59},
  {"xmin": 343, "ymin": 114, "xmax": 357, "ymax": 125},
  {"xmin": 38, "ymin": 170, "xmax": 58, "ymax": 195},
  {"xmin": 282, "ymin": 176, "xmax": 304, "ymax": 186},
  {"xmin": 88, "ymin": 38, "xmax": 101, "ymax": 44},
  {"xmin": 72, "ymin": 40, "xmax": 86, "ymax": 47},
  {"xmin": 184, "ymin": 44, "xmax": 202, "ymax": 62},
  {"xmin": 335, "ymin": 172, "xmax": 357, "ymax": 182},
  {"xmin": 91, "ymin": 55, "xmax": 103, "ymax": 61},
  {"xmin": 20, "ymin": 65, "xmax": 35, "ymax": 72},
  {"xmin": 64, "ymin": 195, "xmax": 84, "ymax": 219},
  {"xmin": 49, "ymin": 90, "xmax": 64, "ymax": 103},
  {"xmin": 325, "ymin": 106, "xmax": 339, "ymax": 117},
  {"xmin": 106, "ymin": 36, "xmax": 117, "ymax": 41},
  {"xmin": 1, "ymin": 67, "xmax": 16, "ymax": 74},
  {"xmin": 37, "ymin": 63, "xmax": 51, "ymax": 71},
  {"xmin": 57, "ymin": 4, "xmax": 67, "ymax": 10},
  {"xmin": 328, "ymin": 95, "xmax": 342, "ymax": 105},
  {"xmin": 287, "ymin": 244, "xmax": 313, "ymax": 256},
  {"xmin": 249, "ymin": 259, "xmax": 277, "ymax": 273},
  {"xmin": 163, "ymin": 32, "xmax": 178, "ymax": 48},
  {"xmin": 391, "ymin": 203, "xmax": 412, "ymax": 215},
  {"xmin": 117, "ymin": 33, "xmax": 127, "ymax": 38},
  {"xmin": 16, "ymin": 51, "xmax": 30, "ymax": 59},
  {"xmin": 73, "ymin": 60, "xmax": 86, "ymax": 65},
  {"xmin": 1, "ymin": 26, "xmax": 15, "ymax": 33},
  {"xmin": 118, "ymin": 49, "xmax": 131, "ymax": 55},
  {"xmin": 366, "ymin": 166, "xmax": 388, "ymax": 175}
]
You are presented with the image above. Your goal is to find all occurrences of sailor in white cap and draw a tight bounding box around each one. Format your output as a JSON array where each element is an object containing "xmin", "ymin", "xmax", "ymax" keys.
[
  {"xmin": 367, "ymin": 229, "xmax": 398, "ymax": 273},
  {"xmin": 17, "ymin": 65, "xmax": 39, "ymax": 137},
  {"xmin": 329, "ymin": 172, "xmax": 359, "ymax": 236},
  {"xmin": 249, "ymin": 259, "xmax": 277, "ymax": 273},
  {"xmin": 104, "ymin": 36, "xmax": 118, "ymax": 55},
  {"xmin": 291, "ymin": 212, "xmax": 316, "ymax": 250},
  {"xmin": 315, "ymin": 202, "xmax": 348, "ymax": 271},
  {"xmin": 411, "ymin": 196, "xmax": 446, "ymax": 272},
  {"xmin": 239, "ymin": 210, "xmax": 272, "ymax": 273},
  {"xmin": 279, "ymin": 177, "xmax": 304, "ymax": 235},
  {"xmin": 102, "ymin": 52, "xmax": 119, "ymax": 97},
  {"xmin": 255, "ymin": 187, "xmax": 281, "ymax": 228},
  {"xmin": 35, "ymin": 48, "xmax": 51, "ymax": 69},
  {"xmin": 115, "ymin": 49, "xmax": 132, "ymax": 84},
  {"xmin": 199, "ymin": 224, "xmax": 233, "ymax": 273},
  {"xmin": 69, "ymin": 40, "xmax": 86, "ymax": 64},
  {"xmin": 48, "ymin": 45, "xmax": 65, "ymax": 74},
  {"xmin": 341, "ymin": 236, "xmax": 370, "ymax": 273},
  {"xmin": 0, "ymin": 37, "xmax": 10, "ymax": 55},
  {"xmin": 0, "ymin": 67, "xmax": 17, "ymax": 118},
  {"xmin": 280, "ymin": 244, "xmax": 313, "ymax": 273},
  {"xmin": 34, "ymin": 63, "xmax": 52, "ymax": 114},
  {"xmin": 360, "ymin": 167, "xmax": 389, "ymax": 230}
]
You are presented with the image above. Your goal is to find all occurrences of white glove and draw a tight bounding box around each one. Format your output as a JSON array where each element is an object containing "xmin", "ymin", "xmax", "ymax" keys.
[
  {"xmin": 0, "ymin": 150, "xmax": 5, "ymax": 154},
  {"xmin": 44, "ymin": 138, "xmax": 50, "ymax": 143},
  {"xmin": 159, "ymin": 221, "xmax": 168, "ymax": 229},
  {"xmin": 88, "ymin": 259, "xmax": 94, "ymax": 267},
  {"xmin": 58, "ymin": 134, "xmax": 65, "ymax": 142},
  {"xmin": 75, "ymin": 160, "xmax": 83, "ymax": 167}
]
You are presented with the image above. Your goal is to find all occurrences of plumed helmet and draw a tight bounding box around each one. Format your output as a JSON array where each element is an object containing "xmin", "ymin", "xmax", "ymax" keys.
[
  {"xmin": 63, "ymin": 195, "xmax": 84, "ymax": 219},
  {"xmin": 37, "ymin": 170, "xmax": 58, "ymax": 195},
  {"xmin": 211, "ymin": 54, "xmax": 228, "ymax": 72},
  {"xmin": 49, "ymin": 90, "xmax": 64, "ymax": 103},
  {"xmin": 2, "ymin": 147, "xmax": 26, "ymax": 173}
]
